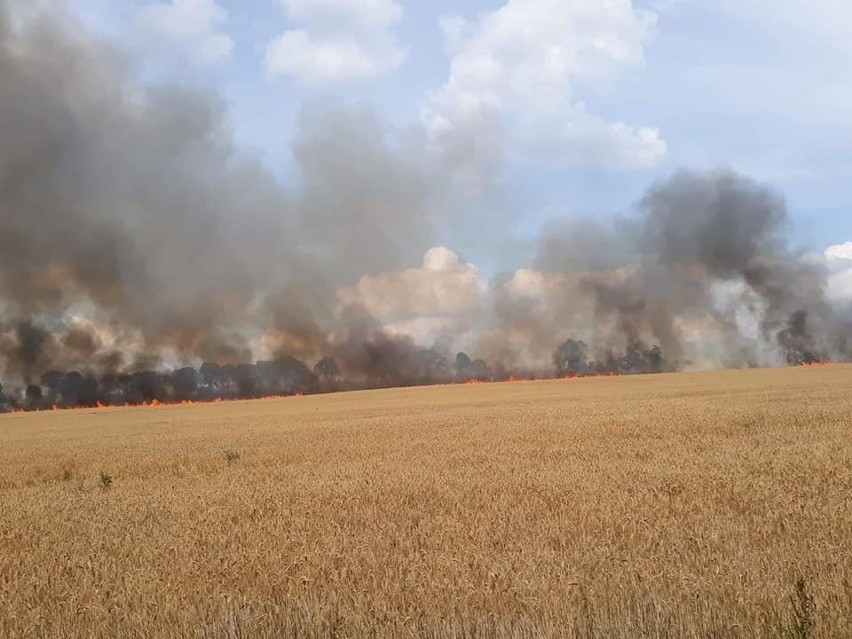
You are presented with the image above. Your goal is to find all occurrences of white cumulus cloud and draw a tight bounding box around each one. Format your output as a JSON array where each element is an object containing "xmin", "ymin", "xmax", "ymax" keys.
[
  {"xmin": 824, "ymin": 241, "xmax": 852, "ymax": 301},
  {"xmin": 423, "ymin": 0, "xmax": 665, "ymax": 182},
  {"xmin": 825, "ymin": 241, "xmax": 852, "ymax": 261},
  {"xmin": 336, "ymin": 247, "xmax": 486, "ymax": 338},
  {"xmin": 139, "ymin": 0, "xmax": 234, "ymax": 64},
  {"xmin": 828, "ymin": 270, "xmax": 852, "ymax": 301},
  {"xmin": 266, "ymin": 0, "xmax": 406, "ymax": 83}
]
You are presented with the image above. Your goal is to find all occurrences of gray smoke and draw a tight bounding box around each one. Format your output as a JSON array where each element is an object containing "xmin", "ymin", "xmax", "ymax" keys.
[
  {"xmin": 483, "ymin": 169, "xmax": 849, "ymax": 370},
  {"xmin": 0, "ymin": 0, "xmax": 438, "ymax": 384}
]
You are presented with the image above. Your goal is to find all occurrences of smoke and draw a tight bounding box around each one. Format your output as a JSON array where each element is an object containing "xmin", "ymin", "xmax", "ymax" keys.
[
  {"xmin": 0, "ymin": 0, "xmax": 438, "ymax": 389},
  {"xmin": 1, "ymin": 0, "xmax": 278, "ymax": 366},
  {"xmin": 0, "ymin": 1, "xmax": 849, "ymax": 411},
  {"xmin": 480, "ymin": 169, "xmax": 849, "ymax": 370}
]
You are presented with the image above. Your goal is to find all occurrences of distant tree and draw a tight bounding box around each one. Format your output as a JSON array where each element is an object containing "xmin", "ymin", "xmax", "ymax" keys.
[
  {"xmin": 173, "ymin": 367, "xmax": 199, "ymax": 399},
  {"xmin": 199, "ymin": 362, "xmax": 223, "ymax": 387},
  {"xmin": 60, "ymin": 371, "xmax": 84, "ymax": 406},
  {"xmin": 128, "ymin": 371, "xmax": 164, "ymax": 403},
  {"xmin": 313, "ymin": 356, "xmax": 340, "ymax": 381},
  {"xmin": 455, "ymin": 352, "xmax": 471, "ymax": 368},
  {"xmin": 25, "ymin": 384, "xmax": 43, "ymax": 406},
  {"xmin": 41, "ymin": 371, "xmax": 64, "ymax": 403},
  {"xmin": 84, "ymin": 377, "xmax": 98, "ymax": 404},
  {"xmin": 258, "ymin": 356, "xmax": 313, "ymax": 394},
  {"xmin": 648, "ymin": 345, "xmax": 666, "ymax": 373},
  {"xmin": 468, "ymin": 359, "xmax": 491, "ymax": 381},
  {"xmin": 617, "ymin": 342, "xmax": 668, "ymax": 374},
  {"xmin": 99, "ymin": 375, "xmax": 123, "ymax": 404},
  {"xmin": 419, "ymin": 348, "xmax": 449, "ymax": 381},
  {"xmin": 455, "ymin": 352, "xmax": 472, "ymax": 380},
  {"xmin": 223, "ymin": 364, "xmax": 260, "ymax": 398},
  {"xmin": 620, "ymin": 342, "xmax": 645, "ymax": 373},
  {"xmin": 554, "ymin": 339, "xmax": 588, "ymax": 376}
]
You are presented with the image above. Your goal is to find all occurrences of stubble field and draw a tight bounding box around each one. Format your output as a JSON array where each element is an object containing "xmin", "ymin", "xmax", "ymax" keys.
[{"xmin": 1, "ymin": 366, "xmax": 852, "ymax": 638}]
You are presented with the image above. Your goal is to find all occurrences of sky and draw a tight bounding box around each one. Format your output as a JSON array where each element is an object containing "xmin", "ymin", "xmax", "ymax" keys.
[{"xmin": 68, "ymin": 0, "xmax": 852, "ymax": 259}]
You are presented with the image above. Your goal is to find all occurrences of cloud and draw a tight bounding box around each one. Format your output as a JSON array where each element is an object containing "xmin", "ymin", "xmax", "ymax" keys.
[
  {"xmin": 336, "ymin": 247, "xmax": 486, "ymax": 338},
  {"xmin": 825, "ymin": 241, "xmax": 852, "ymax": 262},
  {"xmin": 828, "ymin": 269, "xmax": 852, "ymax": 302},
  {"xmin": 139, "ymin": 0, "xmax": 233, "ymax": 64},
  {"xmin": 423, "ymin": 0, "xmax": 665, "ymax": 182},
  {"xmin": 266, "ymin": 0, "xmax": 406, "ymax": 83},
  {"xmin": 825, "ymin": 242, "xmax": 852, "ymax": 301}
]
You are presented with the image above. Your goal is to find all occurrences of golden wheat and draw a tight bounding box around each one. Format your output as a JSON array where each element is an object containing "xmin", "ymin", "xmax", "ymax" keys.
[{"xmin": 1, "ymin": 366, "xmax": 851, "ymax": 638}]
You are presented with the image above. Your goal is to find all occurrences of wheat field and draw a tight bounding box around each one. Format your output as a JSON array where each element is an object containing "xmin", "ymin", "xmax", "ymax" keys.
[{"xmin": 1, "ymin": 366, "xmax": 851, "ymax": 638}]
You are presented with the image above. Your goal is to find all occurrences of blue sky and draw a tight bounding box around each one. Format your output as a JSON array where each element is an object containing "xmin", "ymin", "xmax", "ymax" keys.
[{"xmin": 71, "ymin": 0, "xmax": 852, "ymax": 256}]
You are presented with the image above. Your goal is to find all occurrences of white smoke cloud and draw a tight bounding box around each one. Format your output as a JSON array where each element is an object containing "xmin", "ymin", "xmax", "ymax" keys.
[
  {"xmin": 423, "ymin": 0, "xmax": 665, "ymax": 184},
  {"xmin": 139, "ymin": 0, "xmax": 234, "ymax": 64},
  {"xmin": 266, "ymin": 0, "xmax": 406, "ymax": 83}
]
